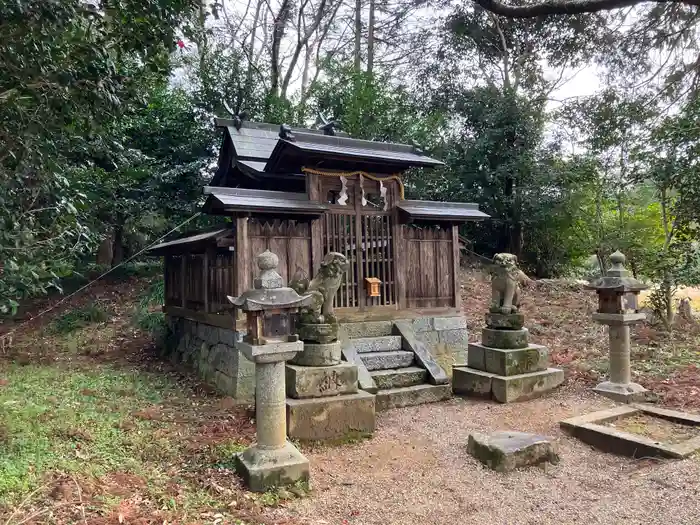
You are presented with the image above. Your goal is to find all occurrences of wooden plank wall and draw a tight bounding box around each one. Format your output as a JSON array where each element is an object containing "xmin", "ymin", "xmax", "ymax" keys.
[
  {"xmin": 209, "ymin": 251, "xmax": 236, "ymax": 312},
  {"xmin": 248, "ymin": 219, "xmax": 312, "ymax": 286},
  {"xmin": 404, "ymin": 225, "xmax": 456, "ymax": 308}
]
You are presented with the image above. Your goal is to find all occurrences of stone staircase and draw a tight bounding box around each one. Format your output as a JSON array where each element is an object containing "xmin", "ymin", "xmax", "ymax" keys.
[{"xmin": 342, "ymin": 322, "xmax": 452, "ymax": 411}]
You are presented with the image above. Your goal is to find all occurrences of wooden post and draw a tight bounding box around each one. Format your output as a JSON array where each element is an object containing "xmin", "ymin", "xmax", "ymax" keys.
[
  {"xmin": 452, "ymin": 224, "xmax": 461, "ymax": 311},
  {"xmin": 391, "ymin": 181, "xmax": 406, "ymax": 309},
  {"xmin": 203, "ymin": 246, "xmax": 213, "ymax": 313},
  {"xmin": 307, "ymin": 173, "xmax": 323, "ymax": 272},
  {"xmin": 180, "ymin": 255, "xmax": 187, "ymax": 308},
  {"xmin": 236, "ymin": 217, "xmax": 251, "ymax": 296},
  {"xmin": 355, "ymin": 177, "xmax": 365, "ymax": 311}
]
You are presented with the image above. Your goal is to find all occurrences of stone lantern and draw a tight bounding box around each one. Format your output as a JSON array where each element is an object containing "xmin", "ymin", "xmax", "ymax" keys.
[
  {"xmin": 228, "ymin": 249, "xmax": 313, "ymax": 492},
  {"xmin": 586, "ymin": 250, "xmax": 648, "ymax": 403}
]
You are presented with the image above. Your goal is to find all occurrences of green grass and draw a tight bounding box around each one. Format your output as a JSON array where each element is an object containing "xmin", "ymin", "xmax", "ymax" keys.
[
  {"xmin": 0, "ymin": 364, "xmax": 179, "ymax": 503},
  {"xmin": 49, "ymin": 304, "xmax": 109, "ymax": 334}
]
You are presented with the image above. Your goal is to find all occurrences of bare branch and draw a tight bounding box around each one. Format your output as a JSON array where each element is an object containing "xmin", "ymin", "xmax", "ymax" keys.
[{"xmin": 475, "ymin": 0, "xmax": 700, "ymax": 18}]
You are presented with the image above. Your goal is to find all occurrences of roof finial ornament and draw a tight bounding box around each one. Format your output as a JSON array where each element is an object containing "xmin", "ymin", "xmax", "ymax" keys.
[
  {"xmin": 233, "ymin": 110, "xmax": 248, "ymax": 131},
  {"xmin": 317, "ymin": 112, "xmax": 339, "ymax": 136},
  {"xmin": 411, "ymin": 141, "xmax": 424, "ymax": 156},
  {"xmin": 279, "ymin": 123, "xmax": 294, "ymax": 140}
]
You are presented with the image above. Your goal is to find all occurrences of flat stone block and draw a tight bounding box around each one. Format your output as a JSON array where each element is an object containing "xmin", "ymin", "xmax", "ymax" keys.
[
  {"xmin": 348, "ymin": 335, "xmax": 402, "ymax": 353},
  {"xmin": 370, "ymin": 367, "xmax": 426, "ymax": 389},
  {"xmin": 416, "ymin": 331, "xmax": 439, "ymax": 345},
  {"xmin": 467, "ymin": 431, "xmax": 559, "ymax": 472},
  {"xmin": 340, "ymin": 321, "xmax": 393, "ymax": 338},
  {"xmin": 298, "ymin": 322, "xmax": 338, "ymax": 344},
  {"xmin": 412, "ymin": 317, "xmax": 434, "ymax": 333},
  {"xmin": 375, "ymin": 383, "xmax": 452, "ymax": 411},
  {"xmin": 439, "ymin": 328, "xmax": 468, "ymax": 345},
  {"xmin": 235, "ymin": 441, "xmax": 309, "ymax": 492},
  {"xmin": 452, "ymin": 367, "xmax": 493, "ymax": 398},
  {"xmin": 291, "ymin": 341, "xmax": 342, "ymax": 366},
  {"xmin": 482, "ymin": 344, "xmax": 549, "ymax": 376},
  {"xmin": 467, "ymin": 343, "xmax": 486, "ymax": 371},
  {"xmin": 433, "ymin": 316, "xmax": 467, "ymax": 331},
  {"xmin": 482, "ymin": 328, "xmax": 529, "ymax": 349},
  {"xmin": 395, "ymin": 321, "xmax": 449, "ymax": 385},
  {"xmin": 286, "ymin": 391, "xmax": 376, "ymax": 441},
  {"xmin": 286, "ymin": 363, "xmax": 358, "ymax": 399},
  {"xmin": 491, "ymin": 368, "xmax": 565, "ymax": 403},
  {"xmin": 361, "ymin": 350, "xmax": 414, "ymax": 371},
  {"xmin": 341, "ymin": 345, "xmax": 378, "ymax": 394},
  {"xmin": 485, "ymin": 312, "xmax": 525, "ymax": 330},
  {"xmin": 593, "ymin": 381, "xmax": 647, "ymax": 403}
]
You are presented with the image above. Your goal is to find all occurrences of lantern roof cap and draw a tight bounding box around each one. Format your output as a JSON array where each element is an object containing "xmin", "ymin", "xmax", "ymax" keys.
[
  {"xmin": 585, "ymin": 251, "xmax": 648, "ymax": 292},
  {"xmin": 228, "ymin": 250, "xmax": 313, "ymax": 311}
]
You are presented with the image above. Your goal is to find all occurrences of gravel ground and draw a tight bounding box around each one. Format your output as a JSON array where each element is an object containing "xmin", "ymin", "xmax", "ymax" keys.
[{"xmin": 281, "ymin": 386, "xmax": 700, "ymax": 525}]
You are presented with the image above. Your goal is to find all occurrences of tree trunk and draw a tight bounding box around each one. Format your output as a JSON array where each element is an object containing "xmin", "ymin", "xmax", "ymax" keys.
[
  {"xmin": 367, "ymin": 0, "xmax": 375, "ymax": 75},
  {"xmin": 271, "ymin": 0, "xmax": 292, "ymax": 97},
  {"xmin": 111, "ymin": 224, "xmax": 124, "ymax": 267},
  {"xmin": 354, "ymin": 0, "xmax": 362, "ymax": 72}
]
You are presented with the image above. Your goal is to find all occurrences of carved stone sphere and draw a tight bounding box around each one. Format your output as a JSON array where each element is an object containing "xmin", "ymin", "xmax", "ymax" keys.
[{"xmin": 257, "ymin": 250, "xmax": 279, "ymax": 271}]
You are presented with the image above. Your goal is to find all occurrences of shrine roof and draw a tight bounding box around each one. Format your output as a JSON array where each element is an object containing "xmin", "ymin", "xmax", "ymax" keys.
[
  {"xmin": 396, "ymin": 200, "xmax": 489, "ymax": 222},
  {"xmin": 147, "ymin": 228, "xmax": 231, "ymax": 255},
  {"xmin": 202, "ymin": 186, "xmax": 328, "ymax": 217}
]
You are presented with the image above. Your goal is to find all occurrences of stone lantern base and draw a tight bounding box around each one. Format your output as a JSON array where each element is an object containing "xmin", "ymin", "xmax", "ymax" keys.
[
  {"xmin": 234, "ymin": 442, "xmax": 309, "ymax": 492},
  {"xmin": 593, "ymin": 381, "xmax": 647, "ymax": 403}
]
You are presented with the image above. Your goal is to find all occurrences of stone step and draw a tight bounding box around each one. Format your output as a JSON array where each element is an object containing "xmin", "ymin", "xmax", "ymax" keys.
[
  {"xmin": 376, "ymin": 383, "xmax": 452, "ymax": 411},
  {"xmin": 340, "ymin": 321, "xmax": 394, "ymax": 339},
  {"xmin": 348, "ymin": 335, "xmax": 402, "ymax": 353},
  {"xmin": 361, "ymin": 351, "xmax": 415, "ymax": 371},
  {"xmin": 370, "ymin": 366, "xmax": 427, "ymax": 389}
]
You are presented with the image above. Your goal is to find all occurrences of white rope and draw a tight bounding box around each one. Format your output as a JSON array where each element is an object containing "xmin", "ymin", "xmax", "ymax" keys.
[{"xmin": 0, "ymin": 212, "xmax": 203, "ymax": 350}]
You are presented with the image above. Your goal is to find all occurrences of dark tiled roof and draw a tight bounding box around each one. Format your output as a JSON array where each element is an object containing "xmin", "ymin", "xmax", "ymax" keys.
[
  {"xmin": 397, "ymin": 200, "xmax": 489, "ymax": 222},
  {"xmin": 203, "ymin": 186, "xmax": 328, "ymax": 216},
  {"xmin": 147, "ymin": 228, "xmax": 231, "ymax": 255}
]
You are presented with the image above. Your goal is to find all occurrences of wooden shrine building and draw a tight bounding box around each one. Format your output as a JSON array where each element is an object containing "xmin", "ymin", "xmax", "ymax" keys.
[{"xmin": 149, "ymin": 118, "xmax": 488, "ymax": 403}]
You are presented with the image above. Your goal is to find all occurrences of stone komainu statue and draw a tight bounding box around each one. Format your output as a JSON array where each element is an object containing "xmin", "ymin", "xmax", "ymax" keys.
[
  {"xmin": 290, "ymin": 252, "xmax": 349, "ymax": 324},
  {"xmin": 489, "ymin": 253, "xmax": 530, "ymax": 314}
]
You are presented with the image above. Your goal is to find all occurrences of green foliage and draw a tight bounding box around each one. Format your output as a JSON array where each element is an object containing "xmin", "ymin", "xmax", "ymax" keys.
[
  {"xmin": 49, "ymin": 304, "xmax": 109, "ymax": 334},
  {"xmin": 133, "ymin": 278, "xmax": 168, "ymax": 339}
]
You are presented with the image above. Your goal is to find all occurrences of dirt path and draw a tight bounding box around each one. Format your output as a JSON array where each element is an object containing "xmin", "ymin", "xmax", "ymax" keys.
[{"xmin": 283, "ymin": 386, "xmax": 700, "ymax": 525}]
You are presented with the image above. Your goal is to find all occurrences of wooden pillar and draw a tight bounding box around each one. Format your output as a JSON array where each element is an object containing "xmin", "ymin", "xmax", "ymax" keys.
[
  {"xmin": 391, "ymin": 181, "xmax": 406, "ymax": 309},
  {"xmin": 180, "ymin": 254, "xmax": 186, "ymax": 308},
  {"xmin": 203, "ymin": 246, "xmax": 213, "ymax": 313},
  {"xmin": 355, "ymin": 176, "xmax": 366, "ymax": 311},
  {"xmin": 307, "ymin": 173, "xmax": 323, "ymax": 273},
  {"xmin": 236, "ymin": 217, "xmax": 251, "ymax": 296},
  {"xmin": 452, "ymin": 224, "xmax": 461, "ymax": 311}
]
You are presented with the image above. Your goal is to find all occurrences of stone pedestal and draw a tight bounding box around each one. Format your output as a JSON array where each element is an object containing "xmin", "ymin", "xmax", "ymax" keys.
[
  {"xmin": 234, "ymin": 340, "xmax": 310, "ymax": 492},
  {"xmin": 291, "ymin": 340, "xmax": 342, "ymax": 366},
  {"xmin": 453, "ymin": 313, "xmax": 564, "ymax": 403},
  {"xmin": 286, "ymin": 350, "xmax": 376, "ymax": 440}
]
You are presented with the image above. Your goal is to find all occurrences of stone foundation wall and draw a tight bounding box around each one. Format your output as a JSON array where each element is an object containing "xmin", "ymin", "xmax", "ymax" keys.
[
  {"xmin": 165, "ymin": 316, "xmax": 255, "ymax": 402},
  {"xmin": 409, "ymin": 315, "xmax": 468, "ymax": 377}
]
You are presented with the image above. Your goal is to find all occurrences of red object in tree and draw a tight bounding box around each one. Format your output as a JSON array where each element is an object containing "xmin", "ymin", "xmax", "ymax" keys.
[{"xmin": 177, "ymin": 40, "xmax": 185, "ymax": 49}]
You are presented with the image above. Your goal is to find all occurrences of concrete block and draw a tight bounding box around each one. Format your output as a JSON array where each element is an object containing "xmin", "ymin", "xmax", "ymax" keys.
[
  {"xmin": 481, "ymin": 344, "xmax": 549, "ymax": 376},
  {"xmin": 286, "ymin": 391, "xmax": 376, "ymax": 440},
  {"xmin": 467, "ymin": 343, "xmax": 486, "ymax": 371},
  {"xmin": 482, "ymin": 328, "xmax": 529, "ymax": 349},
  {"xmin": 348, "ymin": 335, "xmax": 402, "ymax": 353},
  {"xmin": 235, "ymin": 442, "xmax": 309, "ymax": 492},
  {"xmin": 412, "ymin": 317, "xmax": 434, "ymax": 333},
  {"xmin": 452, "ymin": 367, "xmax": 494, "ymax": 398},
  {"xmin": 433, "ymin": 316, "xmax": 467, "ymax": 331},
  {"xmin": 439, "ymin": 328, "xmax": 468, "ymax": 346},
  {"xmin": 467, "ymin": 431, "xmax": 559, "ymax": 472},
  {"xmin": 361, "ymin": 351, "xmax": 414, "ymax": 371},
  {"xmin": 291, "ymin": 341, "xmax": 342, "ymax": 366},
  {"xmin": 370, "ymin": 367, "xmax": 427, "ymax": 389},
  {"xmin": 286, "ymin": 363, "xmax": 358, "ymax": 399},
  {"xmin": 491, "ymin": 368, "xmax": 565, "ymax": 403},
  {"xmin": 340, "ymin": 321, "xmax": 393, "ymax": 338},
  {"xmin": 375, "ymin": 384, "xmax": 451, "ymax": 411}
]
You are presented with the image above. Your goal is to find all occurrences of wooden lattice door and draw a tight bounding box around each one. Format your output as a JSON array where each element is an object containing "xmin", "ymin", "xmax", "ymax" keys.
[{"xmin": 321, "ymin": 176, "xmax": 396, "ymax": 310}]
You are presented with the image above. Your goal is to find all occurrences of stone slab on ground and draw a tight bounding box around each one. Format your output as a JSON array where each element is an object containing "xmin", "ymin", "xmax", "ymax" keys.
[
  {"xmin": 482, "ymin": 328, "xmax": 529, "ymax": 349},
  {"xmin": 482, "ymin": 344, "xmax": 549, "ymax": 376},
  {"xmin": 286, "ymin": 391, "xmax": 376, "ymax": 440},
  {"xmin": 560, "ymin": 404, "xmax": 700, "ymax": 459},
  {"xmin": 361, "ymin": 350, "xmax": 414, "ymax": 371},
  {"xmin": 491, "ymin": 368, "xmax": 565, "ymax": 403},
  {"xmin": 593, "ymin": 380, "xmax": 648, "ymax": 404},
  {"xmin": 467, "ymin": 431, "xmax": 559, "ymax": 472},
  {"xmin": 452, "ymin": 367, "xmax": 564, "ymax": 403},
  {"xmin": 234, "ymin": 441, "xmax": 309, "ymax": 492},
  {"xmin": 375, "ymin": 383, "xmax": 451, "ymax": 411},
  {"xmin": 286, "ymin": 363, "xmax": 358, "ymax": 399},
  {"xmin": 370, "ymin": 366, "xmax": 427, "ymax": 389}
]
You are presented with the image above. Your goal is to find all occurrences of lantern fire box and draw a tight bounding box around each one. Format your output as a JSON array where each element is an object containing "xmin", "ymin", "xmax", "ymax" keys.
[{"xmin": 364, "ymin": 277, "xmax": 382, "ymax": 297}]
